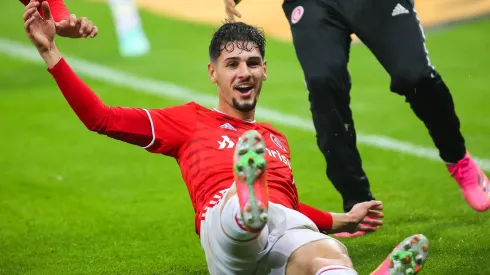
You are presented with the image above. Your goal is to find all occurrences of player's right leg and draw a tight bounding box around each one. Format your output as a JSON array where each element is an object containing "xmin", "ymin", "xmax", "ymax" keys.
[
  {"xmin": 343, "ymin": 0, "xmax": 490, "ymax": 211},
  {"xmin": 282, "ymin": 0, "xmax": 376, "ymax": 235}
]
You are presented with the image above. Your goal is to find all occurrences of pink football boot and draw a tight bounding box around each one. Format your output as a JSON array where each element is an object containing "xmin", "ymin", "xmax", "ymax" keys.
[
  {"xmin": 447, "ymin": 152, "xmax": 490, "ymax": 211},
  {"xmin": 371, "ymin": 234, "xmax": 430, "ymax": 275}
]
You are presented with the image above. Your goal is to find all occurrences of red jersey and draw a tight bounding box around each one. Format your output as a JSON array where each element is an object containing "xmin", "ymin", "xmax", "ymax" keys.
[
  {"xmin": 143, "ymin": 103, "xmax": 299, "ymax": 234},
  {"xmin": 48, "ymin": 59, "xmax": 299, "ymax": 235}
]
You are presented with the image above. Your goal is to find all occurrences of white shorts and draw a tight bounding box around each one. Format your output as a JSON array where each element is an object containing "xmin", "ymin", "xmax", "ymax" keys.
[{"xmin": 199, "ymin": 190, "xmax": 346, "ymax": 275}]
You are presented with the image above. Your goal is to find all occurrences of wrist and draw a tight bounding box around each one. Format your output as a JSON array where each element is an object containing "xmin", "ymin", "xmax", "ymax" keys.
[
  {"xmin": 39, "ymin": 43, "xmax": 62, "ymax": 69},
  {"xmin": 330, "ymin": 212, "xmax": 355, "ymax": 233}
]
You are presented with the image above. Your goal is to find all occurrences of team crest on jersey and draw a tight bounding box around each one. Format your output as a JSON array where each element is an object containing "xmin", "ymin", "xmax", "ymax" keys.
[
  {"xmin": 270, "ymin": 133, "xmax": 287, "ymax": 152},
  {"xmin": 291, "ymin": 6, "xmax": 304, "ymax": 24}
]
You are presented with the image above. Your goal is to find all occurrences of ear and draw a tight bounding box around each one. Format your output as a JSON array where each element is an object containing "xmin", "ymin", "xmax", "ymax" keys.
[
  {"xmin": 208, "ymin": 63, "xmax": 218, "ymax": 84},
  {"xmin": 262, "ymin": 60, "xmax": 268, "ymax": 81}
]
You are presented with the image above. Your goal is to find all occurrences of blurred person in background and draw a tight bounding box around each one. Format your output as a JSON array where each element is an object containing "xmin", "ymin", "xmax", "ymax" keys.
[
  {"xmin": 224, "ymin": 0, "xmax": 490, "ymax": 239},
  {"xmin": 19, "ymin": 0, "xmax": 149, "ymax": 57},
  {"xmin": 108, "ymin": 0, "xmax": 150, "ymax": 57}
]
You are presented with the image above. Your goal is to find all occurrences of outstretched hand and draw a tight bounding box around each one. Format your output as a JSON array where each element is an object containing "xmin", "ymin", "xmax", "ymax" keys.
[
  {"xmin": 24, "ymin": 0, "xmax": 56, "ymax": 53},
  {"xmin": 346, "ymin": 200, "xmax": 384, "ymax": 233},
  {"xmin": 55, "ymin": 14, "xmax": 98, "ymax": 38}
]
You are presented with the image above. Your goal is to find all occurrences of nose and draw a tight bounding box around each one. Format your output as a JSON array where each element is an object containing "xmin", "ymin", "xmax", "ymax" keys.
[{"xmin": 237, "ymin": 62, "xmax": 252, "ymax": 79}]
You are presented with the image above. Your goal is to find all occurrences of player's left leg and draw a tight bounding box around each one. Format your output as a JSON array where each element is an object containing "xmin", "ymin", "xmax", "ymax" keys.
[
  {"xmin": 231, "ymin": 130, "xmax": 269, "ymax": 231},
  {"xmin": 214, "ymin": 129, "xmax": 269, "ymax": 241},
  {"xmin": 343, "ymin": 0, "xmax": 490, "ymax": 211},
  {"xmin": 199, "ymin": 130, "xmax": 271, "ymax": 274},
  {"xmin": 108, "ymin": 0, "xmax": 150, "ymax": 57},
  {"xmin": 200, "ymin": 189, "xmax": 271, "ymax": 274}
]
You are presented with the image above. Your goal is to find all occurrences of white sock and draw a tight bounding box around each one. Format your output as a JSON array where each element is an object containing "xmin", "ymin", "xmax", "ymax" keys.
[
  {"xmin": 316, "ymin": 265, "xmax": 358, "ymax": 275},
  {"xmin": 108, "ymin": 0, "xmax": 144, "ymax": 38}
]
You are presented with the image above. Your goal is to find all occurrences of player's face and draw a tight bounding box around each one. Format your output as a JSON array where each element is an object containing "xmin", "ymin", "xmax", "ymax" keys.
[{"xmin": 208, "ymin": 42, "xmax": 267, "ymax": 113}]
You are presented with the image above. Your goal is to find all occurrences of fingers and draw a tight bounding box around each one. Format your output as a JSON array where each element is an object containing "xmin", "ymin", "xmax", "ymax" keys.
[
  {"xmin": 41, "ymin": 1, "xmax": 52, "ymax": 21},
  {"xmin": 358, "ymin": 224, "xmax": 379, "ymax": 233},
  {"xmin": 69, "ymin": 14, "xmax": 77, "ymax": 27},
  {"xmin": 54, "ymin": 14, "xmax": 98, "ymax": 39},
  {"xmin": 367, "ymin": 209, "xmax": 384, "ymax": 218},
  {"xmin": 23, "ymin": 7, "xmax": 38, "ymax": 23},
  {"xmin": 225, "ymin": 0, "xmax": 241, "ymax": 22},
  {"xmin": 226, "ymin": 6, "xmax": 241, "ymax": 18},
  {"xmin": 25, "ymin": 0, "xmax": 40, "ymax": 12},
  {"xmin": 23, "ymin": 4, "xmax": 41, "ymax": 33},
  {"xmin": 84, "ymin": 21, "xmax": 94, "ymax": 38},
  {"xmin": 78, "ymin": 17, "xmax": 88, "ymax": 35},
  {"xmin": 362, "ymin": 216, "xmax": 384, "ymax": 226},
  {"xmin": 24, "ymin": 13, "xmax": 37, "ymax": 31},
  {"xmin": 78, "ymin": 17, "xmax": 94, "ymax": 38},
  {"xmin": 89, "ymin": 26, "xmax": 98, "ymax": 38},
  {"xmin": 366, "ymin": 200, "xmax": 383, "ymax": 208},
  {"xmin": 226, "ymin": 13, "xmax": 236, "ymax": 23}
]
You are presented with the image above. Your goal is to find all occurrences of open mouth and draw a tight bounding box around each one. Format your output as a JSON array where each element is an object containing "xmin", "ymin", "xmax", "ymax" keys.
[{"xmin": 235, "ymin": 84, "xmax": 254, "ymax": 96}]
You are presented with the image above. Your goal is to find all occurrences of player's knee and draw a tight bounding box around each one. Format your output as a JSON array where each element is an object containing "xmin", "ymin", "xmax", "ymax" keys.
[
  {"xmin": 287, "ymin": 254, "xmax": 354, "ymax": 275},
  {"xmin": 389, "ymin": 67, "xmax": 436, "ymax": 95},
  {"xmin": 305, "ymin": 64, "xmax": 350, "ymax": 95},
  {"xmin": 286, "ymin": 237, "xmax": 353, "ymax": 275},
  {"xmin": 311, "ymin": 254, "xmax": 354, "ymax": 270}
]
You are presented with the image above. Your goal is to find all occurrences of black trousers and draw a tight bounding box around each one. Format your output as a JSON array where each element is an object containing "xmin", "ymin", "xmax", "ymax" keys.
[{"xmin": 283, "ymin": 0, "xmax": 466, "ymax": 212}]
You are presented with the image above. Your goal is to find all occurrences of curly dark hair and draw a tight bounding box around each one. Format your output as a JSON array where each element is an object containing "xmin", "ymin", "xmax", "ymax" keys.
[{"xmin": 209, "ymin": 22, "xmax": 266, "ymax": 62}]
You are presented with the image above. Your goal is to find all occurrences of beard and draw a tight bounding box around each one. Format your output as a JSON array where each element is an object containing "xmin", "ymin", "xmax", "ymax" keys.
[{"xmin": 232, "ymin": 97, "xmax": 257, "ymax": 112}]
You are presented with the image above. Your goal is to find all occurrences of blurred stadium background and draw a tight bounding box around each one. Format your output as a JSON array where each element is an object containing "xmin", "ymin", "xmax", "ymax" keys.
[{"xmin": 1, "ymin": 0, "xmax": 490, "ymax": 274}]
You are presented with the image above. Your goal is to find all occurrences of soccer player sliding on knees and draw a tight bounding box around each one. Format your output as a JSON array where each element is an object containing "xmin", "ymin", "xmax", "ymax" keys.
[{"xmin": 23, "ymin": 2, "xmax": 429, "ymax": 274}]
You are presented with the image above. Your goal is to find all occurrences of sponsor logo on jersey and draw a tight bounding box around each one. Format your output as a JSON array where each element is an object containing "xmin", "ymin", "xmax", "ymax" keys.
[
  {"xmin": 217, "ymin": 135, "xmax": 235, "ymax": 149},
  {"xmin": 270, "ymin": 133, "xmax": 287, "ymax": 152},
  {"xmin": 291, "ymin": 6, "xmax": 304, "ymax": 24}
]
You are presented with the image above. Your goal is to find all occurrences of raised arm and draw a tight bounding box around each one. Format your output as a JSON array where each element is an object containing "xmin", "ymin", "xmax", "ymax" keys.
[
  {"xmin": 48, "ymin": 59, "xmax": 155, "ymax": 147},
  {"xmin": 24, "ymin": 2, "xmax": 158, "ymax": 149}
]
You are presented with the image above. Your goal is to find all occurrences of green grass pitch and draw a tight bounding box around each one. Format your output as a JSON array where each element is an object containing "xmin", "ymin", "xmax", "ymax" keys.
[{"xmin": 0, "ymin": 1, "xmax": 489, "ymax": 274}]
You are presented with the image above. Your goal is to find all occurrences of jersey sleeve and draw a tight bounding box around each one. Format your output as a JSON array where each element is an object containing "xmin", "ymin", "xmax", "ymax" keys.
[
  {"xmin": 144, "ymin": 103, "xmax": 197, "ymax": 157},
  {"xmin": 298, "ymin": 203, "xmax": 333, "ymax": 233},
  {"xmin": 47, "ymin": 57, "xmax": 195, "ymax": 158},
  {"xmin": 19, "ymin": 0, "xmax": 70, "ymax": 22}
]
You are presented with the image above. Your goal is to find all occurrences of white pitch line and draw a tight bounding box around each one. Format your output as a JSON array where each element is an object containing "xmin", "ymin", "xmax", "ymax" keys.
[{"xmin": 1, "ymin": 37, "xmax": 489, "ymax": 171}]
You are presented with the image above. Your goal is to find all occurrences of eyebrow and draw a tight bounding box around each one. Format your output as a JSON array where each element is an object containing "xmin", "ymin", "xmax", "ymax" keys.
[{"xmin": 223, "ymin": 56, "xmax": 262, "ymax": 62}]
